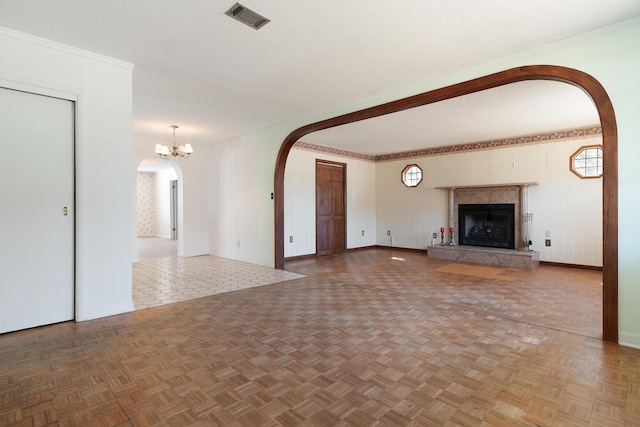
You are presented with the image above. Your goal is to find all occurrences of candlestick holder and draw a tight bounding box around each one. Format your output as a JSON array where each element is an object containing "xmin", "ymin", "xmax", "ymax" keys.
[
  {"xmin": 449, "ymin": 230, "xmax": 455, "ymax": 245},
  {"xmin": 440, "ymin": 230, "xmax": 445, "ymax": 245},
  {"xmin": 522, "ymin": 212, "xmax": 533, "ymax": 252}
]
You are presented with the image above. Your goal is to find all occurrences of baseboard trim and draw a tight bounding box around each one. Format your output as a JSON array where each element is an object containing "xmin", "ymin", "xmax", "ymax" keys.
[
  {"xmin": 539, "ymin": 261, "xmax": 603, "ymax": 271},
  {"xmin": 77, "ymin": 300, "xmax": 135, "ymax": 322},
  {"xmin": 285, "ymin": 246, "xmax": 424, "ymax": 261},
  {"xmin": 375, "ymin": 245, "xmax": 427, "ymax": 255},
  {"xmin": 619, "ymin": 332, "xmax": 640, "ymax": 349},
  {"xmin": 347, "ymin": 245, "xmax": 377, "ymax": 252},
  {"xmin": 284, "ymin": 253, "xmax": 316, "ymax": 262}
]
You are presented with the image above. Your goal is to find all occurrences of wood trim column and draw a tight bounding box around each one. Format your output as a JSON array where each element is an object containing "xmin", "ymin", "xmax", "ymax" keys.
[
  {"xmin": 449, "ymin": 189, "xmax": 455, "ymax": 244},
  {"xmin": 520, "ymin": 185, "xmax": 528, "ymax": 250}
]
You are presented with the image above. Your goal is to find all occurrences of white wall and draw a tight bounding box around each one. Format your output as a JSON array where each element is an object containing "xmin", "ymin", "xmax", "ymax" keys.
[
  {"xmin": 376, "ymin": 159, "xmax": 448, "ymax": 249},
  {"xmin": 209, "ymin": 20, "xmax": 640, "ymax": 346},
  {"xmin": 179, "ymin": 147, "xmax": 210, "ymax": 257},
  {"xmin": 209, "ymin": 135, "xmax": 268, "ymax": 264},
  {"xmin": 0, "ymin": 27, "xmax": 134, "ymax": 320},
  {"xmin": 375, "ymin": 136, "xmax": 603, "ymax": 266},
  {"xmin": 283, "ymin": 147, "xmax": 376, "ymax": 257}
]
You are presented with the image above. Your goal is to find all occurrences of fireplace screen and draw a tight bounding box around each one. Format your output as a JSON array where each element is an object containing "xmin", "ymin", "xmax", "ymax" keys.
[{"xmin": 458, "ymin": 203, "xmax": 515, "ymax": 249}]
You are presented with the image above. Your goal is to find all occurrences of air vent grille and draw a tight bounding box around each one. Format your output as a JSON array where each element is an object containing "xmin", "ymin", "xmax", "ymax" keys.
[{"xmin": 225, "ymin": 3, "xmax": 270, "ymax": 30}]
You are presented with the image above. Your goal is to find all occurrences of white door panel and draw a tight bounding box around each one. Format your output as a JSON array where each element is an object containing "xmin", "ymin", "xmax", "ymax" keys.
[{"xmin": 0, "ymin": 87, "xmax": 74, "ymax": 334}]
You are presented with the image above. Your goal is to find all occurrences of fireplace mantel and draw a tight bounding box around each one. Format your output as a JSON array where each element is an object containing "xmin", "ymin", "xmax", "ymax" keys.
[
  {"xmin": 435, "ymin": 183, "xmax": 539, "ymax": 253},
  {"xmin": 430, "ymin": 183, "xmax": 540, "ymax": 268},
  {"xmin": 434, "ymin": 182, "xmax": 538, "ymax": 190}
]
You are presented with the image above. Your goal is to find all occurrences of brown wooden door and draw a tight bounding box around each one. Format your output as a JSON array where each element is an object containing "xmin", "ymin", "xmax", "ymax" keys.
[{"xmin": 316, "ymin": 160, "xmax": 346, "ymax": 256}]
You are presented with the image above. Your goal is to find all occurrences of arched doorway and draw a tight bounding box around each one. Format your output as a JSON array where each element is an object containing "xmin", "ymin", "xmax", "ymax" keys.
[
  {"xmin": 273, "ymin": 65, "xmax": 618, "ymax": 343},
  {"xmin": 136, "ymin": 158, "xmax": 184, "ymax": 259}
]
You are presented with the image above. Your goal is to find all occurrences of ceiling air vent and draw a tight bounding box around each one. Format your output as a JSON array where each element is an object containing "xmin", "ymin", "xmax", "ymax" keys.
[{"xmin": 225, "ymin": 3, "xmax": 270, "ymax": 30}]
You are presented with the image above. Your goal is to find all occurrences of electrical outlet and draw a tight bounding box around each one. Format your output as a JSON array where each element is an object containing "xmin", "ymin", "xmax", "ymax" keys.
[
  {"xmin": 361, "ymin": 230, "xmax": 364, "ymax": 236},
  {"xmin": 432, "ymin": 233, "xmax": 437, "ymax": 239},
  {"xmin": 387, "ymin": 230, "xmax": 391, "ymax": 236},
  {"xmin": 289, "ymin": 236, "xmax": 293, "ymax": 243},
  {"xmin": 545, "ymin": 239, "xmax": 551, "ymax": 247}
]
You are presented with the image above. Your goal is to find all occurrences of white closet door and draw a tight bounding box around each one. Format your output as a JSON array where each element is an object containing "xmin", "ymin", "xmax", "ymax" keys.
[{"xmin": 0, "ymin": 87, "xmax": 75, "ymax": 334}]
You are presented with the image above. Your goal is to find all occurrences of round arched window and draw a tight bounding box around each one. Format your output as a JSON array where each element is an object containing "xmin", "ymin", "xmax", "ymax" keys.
[{"xmin": 401, "ymin": 164, "xmax": 423, "ymax": 187}]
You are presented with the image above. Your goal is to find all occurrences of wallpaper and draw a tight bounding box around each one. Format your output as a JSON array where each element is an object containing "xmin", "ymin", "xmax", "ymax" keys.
[
  {"xmin": 294, "ymin": 126, "xmax": 602, "ymax": 162},
  {"xmin": 136, "ymin": 170, "xmax": 177, "ymax": 238},
  {"xmin": 137, "ymin": 172, "xmax": 156, "ymax": 237}
]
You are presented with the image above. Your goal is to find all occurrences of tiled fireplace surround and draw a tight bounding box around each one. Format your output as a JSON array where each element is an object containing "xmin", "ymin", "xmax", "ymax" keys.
[{"xmin": 428, "ymin": 183, "xmax": 540, "ymax": 268}]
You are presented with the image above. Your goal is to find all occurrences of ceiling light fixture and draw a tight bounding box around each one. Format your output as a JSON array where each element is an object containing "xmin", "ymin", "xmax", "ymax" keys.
[{"xmin": 155, "ymin": 125, "xmax": 193, "ymax": 160}]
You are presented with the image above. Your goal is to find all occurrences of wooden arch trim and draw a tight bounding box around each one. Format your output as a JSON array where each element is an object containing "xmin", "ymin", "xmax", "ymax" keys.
[{"xmin": 274, "ymin": 65, "xmax": 618, "ymax": 343}]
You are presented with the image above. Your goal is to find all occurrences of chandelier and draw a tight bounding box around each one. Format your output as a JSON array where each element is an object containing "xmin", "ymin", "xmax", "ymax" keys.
[{"xmin": 155, "ymin": 125, "xmax": 193, "ymax": 159}]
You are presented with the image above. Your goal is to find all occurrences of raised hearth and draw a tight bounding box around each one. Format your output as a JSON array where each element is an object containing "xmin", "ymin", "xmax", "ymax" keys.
[{"xmin": 428, "ymin": 245, "xmax": 539, "ymax": 269}]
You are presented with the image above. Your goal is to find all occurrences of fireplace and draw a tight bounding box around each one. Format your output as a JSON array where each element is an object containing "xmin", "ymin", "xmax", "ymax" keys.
[{"xmin": 458, "ymin": 203, "xmax": 515, "ymax": 249}]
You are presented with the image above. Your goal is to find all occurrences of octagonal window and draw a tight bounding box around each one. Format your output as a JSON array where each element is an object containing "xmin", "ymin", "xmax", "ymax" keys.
[
  {"xmin": 570, "ymin": 145, "xmax": 603, "ymax": 179},
  {"xmin": 402, "ymin": 164, "xmax": 423, "ymax": 187}
]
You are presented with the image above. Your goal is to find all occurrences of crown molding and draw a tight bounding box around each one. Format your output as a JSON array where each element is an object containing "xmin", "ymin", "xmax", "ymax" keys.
[{"xmin": 0, "ymin": 26, "xmax": 134, "ymax": 70}]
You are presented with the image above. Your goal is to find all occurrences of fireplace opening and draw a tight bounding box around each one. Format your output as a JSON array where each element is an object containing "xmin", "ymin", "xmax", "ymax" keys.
[{"xmin": 458, "ymin": 203, "xmax": 515, "ymax": 249}]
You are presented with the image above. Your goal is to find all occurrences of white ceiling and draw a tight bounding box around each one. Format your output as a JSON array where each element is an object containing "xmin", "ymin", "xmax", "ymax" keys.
[
  {"xmin": 1, "ymin": 1, "xmax": 638, "ymax": 153},
  {"xmin": 137, "ymin": 158, "xmax": 175, "ymax": 173},
  {"xmin": 304, "ymin": 80, "xmax": 600, "ymax": 155}
]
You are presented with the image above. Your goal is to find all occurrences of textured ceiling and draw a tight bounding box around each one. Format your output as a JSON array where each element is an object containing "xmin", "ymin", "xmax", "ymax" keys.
[
  {"xmin": 304, "ymin": 80, "xmax": 600, "ymax": 155},
  {"xmin": 1, "ymin": 1, "xmax": 639, "ymax": 152}
]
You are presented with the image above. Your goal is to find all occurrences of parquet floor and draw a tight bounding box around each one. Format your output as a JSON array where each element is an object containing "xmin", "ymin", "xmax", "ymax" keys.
[{"xmin": 1, "ymin": 248, "xmax": 639, "ymax": 426}]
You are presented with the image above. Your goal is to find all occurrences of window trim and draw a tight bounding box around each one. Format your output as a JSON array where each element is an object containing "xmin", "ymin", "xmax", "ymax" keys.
[
  {"xmin": 401, "ymin": 164, "xmax": 423, "ymax": 188},
  {"xmin": 570, "ymin": 144, "xmax": 603, "ymax": 179}
]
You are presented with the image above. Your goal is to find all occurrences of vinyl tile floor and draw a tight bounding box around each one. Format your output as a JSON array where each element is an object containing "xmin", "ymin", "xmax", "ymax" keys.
[
  {"xmin": 2, "ymin": 248, "xmax": 638, "ymax": 426},
  {"xmin": 133, "ymin": 237, "xmax": 303, "ymax": 310},
  {"xmin": 137, "ymin": 237, "xmax": 178, "ymax": 260},
  {"xmin": 133, "ymin": 255, "xmax": 304, "ymax": 310}
]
